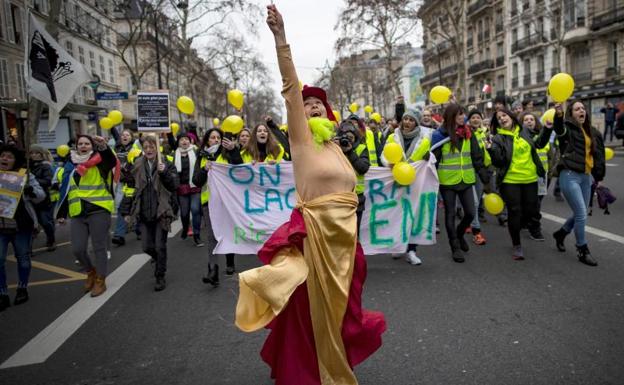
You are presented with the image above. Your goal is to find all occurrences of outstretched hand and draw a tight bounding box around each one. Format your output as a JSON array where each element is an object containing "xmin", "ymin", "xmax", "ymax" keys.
[{"xmin": 266, "ymin": 4, "xmax": 286, "ymax": 45}]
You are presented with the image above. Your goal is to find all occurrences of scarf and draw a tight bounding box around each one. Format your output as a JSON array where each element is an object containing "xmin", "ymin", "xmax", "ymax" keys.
[
  {"xmin": 71, "ymin": 151, "xmax": 102, "ymax": 176},
  {"xmin": 70, "ymin": 150, "xmax": 93, "ymax": 165},
  {"xmin": 175, "ymin": 147, "xmax": 196, "ymax": 187},
  {"xmin": 394, "ymin": 126, "xmax": 427, "ymax": 159},
  {"xmin": 456, "ymin": 125, "xmax": 472, "ymax": 140}
]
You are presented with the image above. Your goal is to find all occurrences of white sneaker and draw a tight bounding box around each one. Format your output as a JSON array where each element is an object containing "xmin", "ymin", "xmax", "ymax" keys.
[{"xmin": 406, "ymin": 250, "xmax": 422, "ymax": 265}]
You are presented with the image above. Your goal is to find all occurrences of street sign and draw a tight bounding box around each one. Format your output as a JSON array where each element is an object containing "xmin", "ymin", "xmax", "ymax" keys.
[
  {"xmin": 137, "ymin": 90, "xmax": 170, "ymax": 132},
  {"xmin": 96, "ymin": 92, "xmax": 129, "ymax": 100}
]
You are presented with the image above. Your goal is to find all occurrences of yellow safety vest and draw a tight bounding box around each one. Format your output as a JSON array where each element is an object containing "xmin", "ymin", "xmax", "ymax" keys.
[
  {"xmin": 200, "ymin": 157, "xmax": 210, "ymax": 205},
  {"xmin": 68, "ymin": 167, "xmax": 114, "ymax": 217},
  {"xmin": 49, "ymin": 167, "xmax": 64, "ymax": 202},
  {"xmin": 354, "ymin": 143, "xmax": 367, "ymax": 194},
  {"xmin": 385, "ymin": 133, "xmax": 431, "ymax": 163},
  {"xmin": 240, "ymin": 144, "xmax": 285, "ymax": 164},
  {"xmin": 532, "ymin": 134, "xmax": 550, "ymax": 172},
  {"xmin": 438, "ymin": 139, "xmax": 476, "ymax": 186},
  {"xmin": 474, "ymin": 127, "xmax": 492, "ymax": 167},
  {"xmin": 365, "ymin": 129, "xmax": 380, "ymax": 167}
]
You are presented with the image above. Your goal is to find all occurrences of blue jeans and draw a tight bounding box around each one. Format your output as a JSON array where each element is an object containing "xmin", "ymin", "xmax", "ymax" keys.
[
  {"xmin": 559, "ymin": 170, "xmax": 592, "ymax": 246},
  {"xmin": 0, "ymin": 231, "xmax": 33, "ymax": 294},
  {"xmin": 178, "ymin": 193, "xmax": 202, "ymax": 235},
  {"xmin": 471, "ymin": 178, "xmax": 484, "ymax": 230},
  {"xmin": 36, "ymin": 205, "xmax": 55, "ymax": 244}
]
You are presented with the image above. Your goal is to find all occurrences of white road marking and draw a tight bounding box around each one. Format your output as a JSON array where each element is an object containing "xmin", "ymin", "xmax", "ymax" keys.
[
  {"xmin": 168, "ymin": 219, "xmax": 182, "ymax": 238},
  {"xmin": 541, "ymin": 212, "xmax": 624, "ymax": 245},
  {"xmin": 0, "ymin": 253, "xmax": 151, "ymax": 369},
  {"xmin": 606, "ymin": 163, "xmax": 618, "ymax": 167}
]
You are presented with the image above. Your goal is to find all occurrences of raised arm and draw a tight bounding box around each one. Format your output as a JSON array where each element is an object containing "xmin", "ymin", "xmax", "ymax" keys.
[{"xmin": 267, "ymin": 5, "xmax": 311, "ymax": 147}]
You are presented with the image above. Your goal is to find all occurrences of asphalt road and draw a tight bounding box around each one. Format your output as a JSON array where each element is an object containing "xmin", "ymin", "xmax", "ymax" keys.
[{"xmin": 1, "ymin": 147, "xmax": 623, "ymax": 385}]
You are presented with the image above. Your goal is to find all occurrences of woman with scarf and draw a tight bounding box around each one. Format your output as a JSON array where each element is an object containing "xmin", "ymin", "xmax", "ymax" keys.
[
  {"xmin": 174, "ymin": 133, "xmax": 203, "ymax": 246},
  {"xmin": 0, "ymin": 145, "xmax": 45, "ymax": 311},
  {"xmin": 234, "ymin": 5, "xmax": 386, "ymax": 384},
  {"xmin": 241, "ymin": 123, "xmax": 285, "ymax": 164},
  {"xmin": 552, "ymin": 101, "xmax": 605, "ymax": 266},
  {"xmin": 487, "ymin": 107, "xmax": 554, "ymax": 260},
  {"xmin": 56, "ymin": 135, "xmax": 117, "ymax": 297},
  {"xmin": 466, "ymin": 110, "xmax": 492, "ymax": 245},
  {"xmin": 193, "ymin": 128, "xmax": 242, "ymax": 286},
  {"xmin": 28, "ymin": 145, "xmax": 56, "ymax": 251},
  {"xmin": 431, "ymin": 105, "xmax": 489, "ymax": 263},
  {"xmin": 112, "ymin": 129, "xmax": 138, "ymax": 246},
  {"xmin": 380, "ymin": 108, "xmax": 432, "ymax": 265},
  {"xmin": 120, "ymin": 135, "xmax": 179, "ymax": 291}
]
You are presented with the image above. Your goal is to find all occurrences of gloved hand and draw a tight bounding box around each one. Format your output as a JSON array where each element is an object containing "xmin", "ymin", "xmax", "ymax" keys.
[{"xmin": 23, "ymin": 185, "xmax": 36, "ymax": 198}]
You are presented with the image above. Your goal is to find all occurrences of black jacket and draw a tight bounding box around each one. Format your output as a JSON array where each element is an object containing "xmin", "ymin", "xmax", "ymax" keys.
[
  {"xmin": 192, "ymin": 146, "xmax": 244, "ymax": 189},
  {"xmin": 266, "ymin": 119, "xmax": 291, "ymax": 161},
  {"xmin": 553, "ymin": 116, "xmax": 606, "ymax": 182},
  {"xmin": 30, "ymin": 160, "xmax": 53, "ymax": 207},
  {"xmin": 487, "ymin": 122, "xmax": 553, "ymax": 186}
]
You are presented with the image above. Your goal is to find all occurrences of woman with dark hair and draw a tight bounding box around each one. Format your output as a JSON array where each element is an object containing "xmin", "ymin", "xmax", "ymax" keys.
[
  {"xmin": 112, "ymin": 128, "xmax": 138, "ymax": 246},
  {"xmin": 431, "ymin": 104, "xmax": 488, "ymax": 263},
  {"xmin": 0, "ymin": 145, "xmax": 45, "ymax": 311},
  {"xmin": 466, "ymin": 110, "xmax": 492, "ymax": 245},
  {"xmin": 487, "ymin": 107, "xmax": 554, "ymax": 260},
  {"xmin": 552, "ymin": 100, "xmax": 605, "ymax": 266},
  {"xmin": 28, "ymin": 145, "xmax": 56, "ymax": 251},
  {"xmin": 56, "ymin": 135, "xmax": 117, "ymax": 297},
  {"xmin": 174, "ymin": 133, "xmax": 202, "ymax": 246},
  {"xmin": 241, "ymin": 123, "xmax": 285, "ymax": 163}
]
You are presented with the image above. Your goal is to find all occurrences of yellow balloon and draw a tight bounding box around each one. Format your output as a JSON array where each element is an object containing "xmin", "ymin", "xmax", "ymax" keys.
[
  {"xmin": 177, "ymin": 96, "xmax": 195, "ymax": 115},
  {"xmin": 127, "ymin": 148, "xmax": 142, "ymax": 164},
  {"xmin": 364, "ymin": 105, "xmax": 373, "ymax": 114},
  {"xmin": 383, "ymin": 142, "xmax": 403, "ymax": 164},
  {"xmin": 392, "ymin": 162, "xmax": 416, "ymax": 186},
  {"xmin": 548, "ymin": 73, "xmax": 575, "ymax": 102},
  {"xmin": 541, "ymin": 108, "xmax": 556, "ymax": 124},
  {"xmin": 56, "ymin": 144, "xmax": 70, "ymax": 157},
  {"xmin": 99, "ymin": 117, "xmax": 114, "ymax": 130},
  {"xmin": 429, "ymin": 85, "xmax": 452, "ymax": 104},
  {"xmin": 371, "ymin": 112, "xmax": 382, "ymax": 124},
  {"xmin": 170, "ymin": 122, "xmax": 180, "ymax": 136},
  {"xmin": 605, "ymin": 147, "xmax": 614, "ymax": 161},
  {"xmin": 213, "ymin": 118, "xmax": 220, "ymax": 127},
  {"xmin": 227, "ymin": 89, "xmax": 244, "ymax": 110},
  {"xmin": 222, "ymin": 115, "xmax": 244, "ymax": 134},
  {"xmin": 333, "ymin": 110, "xmax": 341, "ymax": 122},
  {"xmin": 107, "ymin": 110, "xmax": 123, "ymax": 125},
  {"xmin": 349, "ymin": 102, "xmax": 359, "ymax": 113},
  {"xmin": 484, "ymin": 193, "xmax": 505, "ymax": 215},
  {"xmin": 279, "ymin": 124, "xmax": 288, "ymax": 132}
]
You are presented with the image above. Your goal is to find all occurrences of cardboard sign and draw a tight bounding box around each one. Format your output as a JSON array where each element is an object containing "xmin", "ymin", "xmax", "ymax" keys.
[{"xmin": 137, "ymin": 91, "xmax": 170, "ymax": 132}]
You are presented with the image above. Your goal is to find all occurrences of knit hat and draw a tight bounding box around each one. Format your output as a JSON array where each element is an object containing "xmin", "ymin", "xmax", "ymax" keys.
[
  {"xmin": 511, "ymin": 100, "xmax": 522, "ymax": 110},
  {"xmin": 176, "ymin": 132, "xmax": 191, "ymax": 146},
  {"xmin": 402, "ymin": 109, "xmax": 421, "ymax": 124},
  {"xmin": 301, "ymin": 86, "xmax": 336, "ymax": 122},
  {"xmin": 467, "ymin": 109, "xmax": 483, "ymax": 120}
]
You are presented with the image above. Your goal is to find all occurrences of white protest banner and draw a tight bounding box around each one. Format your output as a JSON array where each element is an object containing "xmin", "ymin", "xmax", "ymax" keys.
[
  {"xmin": 137, "ymin": 91, "xmax": 170, "ymax": 132},
  {"xmin": 207, "ymin": 160, "xmax": 439, "ymax": 255}
]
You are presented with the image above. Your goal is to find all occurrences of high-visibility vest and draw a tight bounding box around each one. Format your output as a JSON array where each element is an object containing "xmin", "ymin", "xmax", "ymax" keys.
[
  {"xmin": 385, "ymin": 132, "xmax": 431, "ymax": 162},
  {"xmin": 240, "ymin": 144, "xmax": 285, "ymax": 163},
  {"xmin": 354, "ymin": 143, "xmax": 367, "ymax": 194},
  {"xmin": 474, "ymin": 127, "xmax": 492, "ymax": 167},
  {"xmin": 68, "ymin": 166, "xmax": 114, "ymax": 217},
  {"xmin": 438, "ymin": 139, "xmax": 476, "ymax": 186},
  {"xmin": 49, "ymin": 167, "xmax": 64, "ymax": 202},
  {"xmin": 533, "ymin": 134, "xmax": 550, "ymax": 172},
  {"xmin": 200, "ymin": 157, "xmax": 210, "ymax": 204},
  {"xmin": 365, "ymin": 129, "xmax": 380, "ymax": 167}
]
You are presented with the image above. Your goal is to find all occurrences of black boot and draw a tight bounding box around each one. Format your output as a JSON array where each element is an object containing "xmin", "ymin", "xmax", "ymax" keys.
[
  {"xmin": 457, "ymin": 229, "xmax": 470, "ymax": 252},
  {"xmin": 154, "ymin": 276, "xmax": 166, "ymax": 291},
  {"xmin": 226, "ymin": 254, "xmax": 235, "ymax": 275},
  {"xmin": 553, "ymin": 228, "xmax": 568, "ymax": 252},
  {"xmin": 111, "ymin": 236, "xmax": 125, "ymax": 246},
  {"xmin": 193, "ymin": 234, "xmax": 204, "ymax": 247},
  {"xmin": 450, "ymin": 240, "xmax": 465, "ymax": 263},
  {"xmin": 14, "ymin": 288, "xmax": 29, "ymax": 305},
  {"xmin": 0, "ymin": 294, "xmax": 10, "ymax": 312},
  {"xmin": 202, "ymin": 264, "xmax": 219, "ymax": 287},
  {"xmin": 577, "ymin": 244, "xmax": 598, "ymax": 266}
]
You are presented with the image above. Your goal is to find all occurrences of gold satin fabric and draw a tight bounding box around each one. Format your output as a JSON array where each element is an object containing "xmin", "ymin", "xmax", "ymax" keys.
[{"xmin": 235, "ymin": 192, "xmax": 359, "ymax": 385}]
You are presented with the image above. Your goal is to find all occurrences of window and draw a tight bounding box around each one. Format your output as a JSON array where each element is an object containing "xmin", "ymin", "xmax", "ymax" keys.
[
  {"xmin": 15, "ymin": 62, "xmax": 25, "ymax": 99},
  {"xmin": 78, "ymin": 46, "xmax": 85, "ymax": 64},
  {"xmin": 536, "ymin": 17, "xmax": 544, "ymax": 36},
  {"xmin": 0, "ymin": 58, "xmax": 9, "ymax": 97},
  {"xmin": 65, "ymin": 41, "xmax": 73, "ymax": 57},
  {"xmin": 608, "ymin": 42, "xmax": 618, "ymax": 68},
  {"xmin": 0, "ymin": 3, "xmax": 5, "ymax": 41},
  {"xmin": 537, "ymin": 55, "xmax": 545, "ymax": 82},
  {"xmin": 99, "ymin": 55, "xmax": 105, "ymax": 82},
  {"xmin": 108, "ymin": 59, "xmax": 115, "ymax": 83},
  {"xmin": 89, "ymin": 51, "xmax": 95, "ymax": 70},
  {"xmin": 524, "ymin": 58, "xmax": 531, "ymax": 85},
  {"xmin": 485, "ymin": 47, "xmax": 491, "ymax": 60},
  {"xmin": 564, "ymin": 0, "xmax": 586, "ymax": 29},
  {"xmin": 497, "ymin": 75, "xmax": 505, "ymax": 91},
  {"xmin": 524, "ymin": 23, "xmax": 531, "ymax": 37},
  {"xmin": 512, "ymin": 28, "xmax": 518, "ymax": 43},
  {"xmin": 10, "ymin": 3, "xmax": 23, "ymax": 45},
  {"xmin": 33, "ymin": 0, "xmax": 49, "ymax": 14},
  {"xmin": 497, "ymin": 42, "xmax": 504, "ymax": 58}
]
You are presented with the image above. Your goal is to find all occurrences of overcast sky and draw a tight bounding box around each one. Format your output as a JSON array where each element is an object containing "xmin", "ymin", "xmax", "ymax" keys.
[{"xmin": 252, "ymin": 0, "xmax": 343, "ymax": 100}]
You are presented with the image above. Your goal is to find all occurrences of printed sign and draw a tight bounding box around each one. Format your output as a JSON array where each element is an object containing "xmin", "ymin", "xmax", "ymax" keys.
[
  {"xmin": 207, "ymin": 161, "xmax": 439, "ymax": 255},
  {"xmin": 0, "ymin": 169, "xmax": 28, "ymax": 219},
  {"xmin": 96, "ymin": 92, "xmax": 129, "ymax": 100},
  {"xmin": 137, "ymin": 91, "xmax": 170, "ymax": 132}
]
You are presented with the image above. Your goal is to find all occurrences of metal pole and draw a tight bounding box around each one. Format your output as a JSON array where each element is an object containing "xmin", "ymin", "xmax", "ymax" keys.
[{"xmin": 154, "ymin": 15, "xmax": 162, "ymax": 89}]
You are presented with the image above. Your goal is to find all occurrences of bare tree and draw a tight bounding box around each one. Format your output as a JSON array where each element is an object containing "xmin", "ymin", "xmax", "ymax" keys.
[{"xmin": 335, "ymin": 0, "xmax": 421, "ymax": 96}]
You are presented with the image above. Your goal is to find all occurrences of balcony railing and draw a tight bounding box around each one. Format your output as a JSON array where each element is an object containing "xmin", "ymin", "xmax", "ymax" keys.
[
  {"xmin": 467, "ymin": 0, "xmax": 492, "ymax": 15},
  {"xmin": 512, "ymin": 77, "xmax": 519, "ymax": 88},
  {"xmin": 591, "ymin": 8, "xmax": 624, "ymax": 31},
  {"xmin": 606, "ymin": 66, "xmax": 621, "ymax": 77},
  {"xmin": 573, "ymin": 72, "xmax": 592, "ymax": 82},
  {"xmin": 536, "ymin": 71, "xmax": 545, "ymax": 83},
  {"xmin": 496, "ymin": 56, "xmax": 505, "ymax": 67},
  {"xmin": 523, "ymin": 74, "xmax": 531, "ymax": 86},
  {"xmin": 420, "ymin": 64, "xmax": 459, "ymax": 84},
  {"xmin": 511, "ymin": 33, "xmax": 547, "ymax": 54},
  {"xmin": 467, "ymin": 59, "xmax": 495, "ymax": 75}
]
